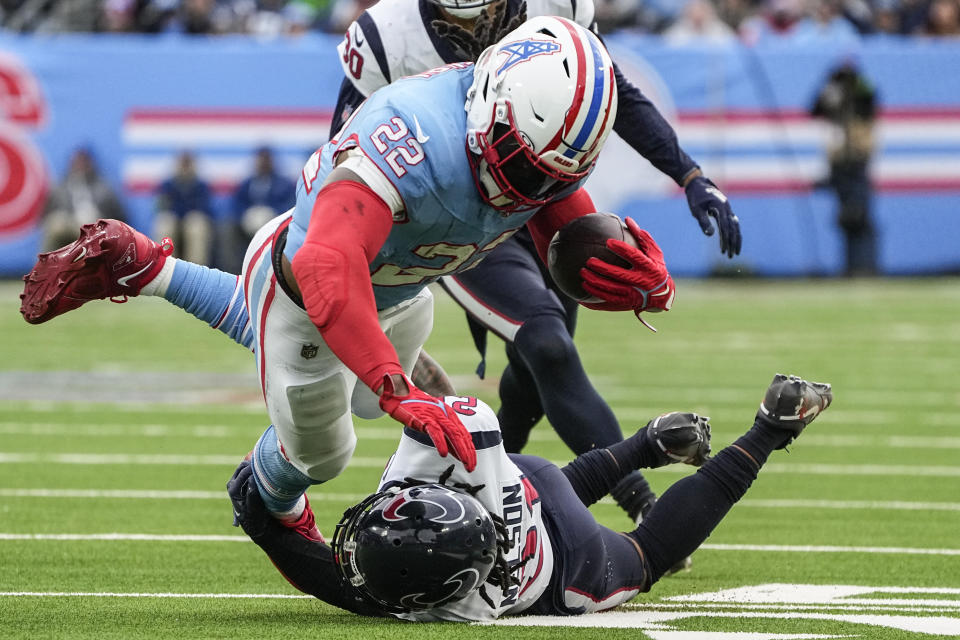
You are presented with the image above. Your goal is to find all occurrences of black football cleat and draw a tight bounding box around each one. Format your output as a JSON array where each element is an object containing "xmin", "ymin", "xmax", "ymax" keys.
[
  {"xmin": 643, "ymin": 411, "xmax": 712, "ymax": 467},
  {"xmin": 756, "ymin": 374, "xmax": 833, "ymax": 449}
]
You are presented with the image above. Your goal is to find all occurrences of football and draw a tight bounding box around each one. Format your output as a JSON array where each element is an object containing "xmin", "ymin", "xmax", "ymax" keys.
[{"xmin": 547, "ymin": 212, "xmax": 638, "ymax": 302}]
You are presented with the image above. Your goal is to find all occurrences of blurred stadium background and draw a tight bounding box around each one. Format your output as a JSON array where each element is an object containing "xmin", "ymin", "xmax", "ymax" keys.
[
  {"xmin": 1, "ymin": 0, "xmax": 960, "ymax": 277},
  {"xmin": 2, "ymin": 1, "xmax": 960, "ymax": 638}
]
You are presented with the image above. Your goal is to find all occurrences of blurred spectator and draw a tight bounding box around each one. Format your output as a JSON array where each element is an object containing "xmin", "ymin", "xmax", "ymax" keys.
[
  {"xmin": 155, "ymin": 151, "xmax": 215, "ymax": 265},
  {"xmin": 42, "ymin": 146, "xmax": 125, "ymax": 251},
  {"xmin": 811, "ymin": 61, "xmax": 879, "ymax": 276},
  {"xmin": 741, "ymin": 0, "xmax": 860, "ymax": 43},
  {"xmin": 898, "ymin": 0, "xmax": 935, "ymax": 33},
  {"xmin": 324, "ymin": 0, "xmax": 376, "ymax": 34},
  {"xmin": 739, "ymin": 0, "xmax": 807, "ymax": 43},
  {"xmin": 282, "ymin": 0, "xmax": 318, "ymax": 34},
  {"xmin": 839, "ymin": 0, "xmax": 875, "ymax": 33},
  {"xmin": 798, "ymin": 0, "xmax": 861, "ymax": 41},
  {"xmin": 873, "ymin": 0, "xmax": 902, "ymax": 33},
  {"xmin": 665, "ymin": 0, "xmax": 737, "ymax": 44},
  {"xmin": 101, "ymin": 0, "xmax": 138, "ymax": 31},
  {"xmin": 227, "ymin": 146, "xmax": 295, "ymax": 269},
  {"xmin": 714, "ymin": 0, "xmax": 757, "ymax": 30},
  {"xmin": 921, "ymin": 0, "xmax": 960, "ymax": 35},
  {"xmin": 165, "ymin": 0, "xmax": 218, "ymax": 33}
]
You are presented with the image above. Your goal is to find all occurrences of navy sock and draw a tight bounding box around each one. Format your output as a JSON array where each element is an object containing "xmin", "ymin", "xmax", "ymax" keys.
[
  {"xmin": 561, "ymin": 449, "xmax": 622, "ymax": 506},
  {"xmin": 561, "ymin": 429, "xmax": 663, "ymax": 513},
  {"xmin": 163, "ymin": 260, "xmax": 252, "ymax": 349},
  {"xmin": 607, "ymin": 426, "xmax": 664, "ymax": 471},
  {"xmin": 628, "ymin": 439, "xmax": 764, "ymax": 583},
  {"xmin": 730, "ymin": 417, "xmax": 788, "ymax": 467}
]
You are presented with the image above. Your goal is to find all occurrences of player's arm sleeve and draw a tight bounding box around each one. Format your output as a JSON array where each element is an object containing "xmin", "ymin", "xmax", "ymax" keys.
[
  {"xmin": 609, "ymin": 59, "xmax": 700, "ymax": 186},
  {"xmin": 290, "ymin": 178, "xmax": 403, "ymax": 391},
  {"xmin": 245, "ymin": 523, "xmax": 387, "ymax": 616},
  {"xmin": 526, "ymin": 188, "xmax": 597, "ymax": 266}
]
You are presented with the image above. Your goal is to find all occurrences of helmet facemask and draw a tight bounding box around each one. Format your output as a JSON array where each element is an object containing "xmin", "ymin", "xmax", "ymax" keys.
[{"xmin": 467, "ymin": 100, "xmax": 592, "ymax": 213}]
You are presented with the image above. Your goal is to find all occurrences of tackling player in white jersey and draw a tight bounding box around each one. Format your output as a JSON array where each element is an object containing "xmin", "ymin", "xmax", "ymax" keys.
[{"xmin": 228, "ymin": 374, "xmax": 831, "ymax": 621}]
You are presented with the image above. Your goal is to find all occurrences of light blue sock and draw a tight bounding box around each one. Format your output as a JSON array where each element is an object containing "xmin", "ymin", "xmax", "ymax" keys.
[
  {"xmin": 163, "ymin": 261, "xmax": 253, "ymax": 349},
  {"xmin": 250, "ymin": 425, "xmax": 315, "ymax": 514}
]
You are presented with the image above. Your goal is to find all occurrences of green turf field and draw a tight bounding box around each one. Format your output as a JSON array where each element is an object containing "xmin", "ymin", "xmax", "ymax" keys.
[{"xmin": 1, "ymin": 278, "xmax": 959, "ymax": 639}]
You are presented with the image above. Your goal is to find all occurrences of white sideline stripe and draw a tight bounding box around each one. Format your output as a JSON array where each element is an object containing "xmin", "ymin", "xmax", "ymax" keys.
[
  {"xmin": 1, "ymin": 533, "xmax": 958, "ymax": 556},
  {"xmin": 4, "ymin": 489, "xmax": 960, "ymax": 513},
  {"xmin": 700, "ymin": 543, "xmax": 960, "ymax": 556},
  {"xmin": 0, "ymin": 488, "xmax": 367, "ymax": 501},
  {"xmin": 2, "ymin": 452, "xmax": 960, "ymax": 478},
  {"xmin": 7, "ymin": 422, "xmax": 960, "ymax": 451},
  {"xmin": 0, "ymin": 533, "xmax": 248, "ymax": 541},
  {"xmin": 735, "ymin": 499, "xmax": 960, "ymax": 512},
  {"xmin": 0, "ymin": 593, "xmax": 956, "ymax": 613},
  {"xmin": 17, "ymin": 491, "xmax": 957, "ymax": 512},
  {"xmin": 627, "ymin": 602, "xmax": 960, "ymax": 615},
  {"xmin": 0, "ymin": 591, "xmax": 311, "ymax": 599}
]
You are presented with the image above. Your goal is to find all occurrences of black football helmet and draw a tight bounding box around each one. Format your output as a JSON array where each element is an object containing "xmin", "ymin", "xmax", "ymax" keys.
[{"xmin": 332, "ymin": 483, "xmax": 498, "ymax": 612}]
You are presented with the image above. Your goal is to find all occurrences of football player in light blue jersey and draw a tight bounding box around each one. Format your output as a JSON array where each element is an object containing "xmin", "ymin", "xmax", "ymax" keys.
[
  {"xmin": 285, "ymin": 61, "xmax": 532, "ymax": 311},
  {"xmin": 331, "ymin": 0, "xmax": 741, "ymax": 540},
  {"xmin": 21, "ymin": 18, "xmax": 673, "ymax": 541}
]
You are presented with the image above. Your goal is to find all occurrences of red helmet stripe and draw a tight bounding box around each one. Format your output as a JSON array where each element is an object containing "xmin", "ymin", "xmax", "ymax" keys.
[{"xmin": 542, "ymin": 18, "xmax": 588, "ymax": 155}]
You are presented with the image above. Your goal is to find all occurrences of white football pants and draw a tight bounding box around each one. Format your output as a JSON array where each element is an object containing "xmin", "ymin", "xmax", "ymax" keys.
[{"xmin": 241, "ymin": 211, "xmax": 434, "ymax": 482}]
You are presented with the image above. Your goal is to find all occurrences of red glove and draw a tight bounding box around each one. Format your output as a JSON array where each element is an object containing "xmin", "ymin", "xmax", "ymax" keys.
[
  {"xmin": 378, "ymin": 374, "xmax": 477, "ymax": 472},
  {"xmin": 581, "ymin": 218, "xmax": 675, "ymax": 315}
]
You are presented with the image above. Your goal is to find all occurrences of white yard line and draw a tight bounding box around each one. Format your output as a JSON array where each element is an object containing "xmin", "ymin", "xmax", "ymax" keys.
[
  {"xmin": 627, "ymin": 602, "xmax": 960, "ymax": 614},
  {"xmin": 0, "ymin": 488, "xmax": 367, "ymax": 501},
  {"xmin": 5, "ymin": 422, "xmax": 960, "ymax": 450},
  {"xmin": 2, "ymin": 452, "xmax": 959, "ymax": 478},
  {"xmin": 0, "ymin": 591, "xmax": 310, "ymax": 599},
  {"xmin": 1, "ymin": 533, "xmax": 958, "ymax": 556},
  {"xmin": 0, "ymin": 533, "xmax": 249, "ymax": 541},
  {"xmin": 699, "ymin": 543, "xmax": 960, "ymax": 556},
  {"xmin": 4, "ymin": 489, "xmax": 960, "ymax": 514}
]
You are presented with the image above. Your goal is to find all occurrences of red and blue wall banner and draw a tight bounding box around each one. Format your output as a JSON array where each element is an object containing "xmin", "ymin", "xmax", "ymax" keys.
[{"xmin": 1, "ymin": 32, "xmax": 958, "ymax": 276}]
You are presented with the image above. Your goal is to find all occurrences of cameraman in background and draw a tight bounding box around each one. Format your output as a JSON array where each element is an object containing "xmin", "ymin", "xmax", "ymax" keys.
[{"xmin": 811, "ymin": 60, "xmax": 879, "ymax": 276}]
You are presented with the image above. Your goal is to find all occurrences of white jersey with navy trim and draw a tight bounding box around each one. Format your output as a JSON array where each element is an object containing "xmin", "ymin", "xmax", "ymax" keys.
[
  {"xmin": 337, "ymin": 0, "xmax": 596, "ymax": 99},
  {"xmin": 378, "ymin": 396, "xmax": 554, "ymax": 622}
]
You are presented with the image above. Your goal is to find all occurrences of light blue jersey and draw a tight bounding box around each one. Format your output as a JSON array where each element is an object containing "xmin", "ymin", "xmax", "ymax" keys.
[{"xmin": 285, "ymin": 64, "xmax": 550, "ymax": 310}]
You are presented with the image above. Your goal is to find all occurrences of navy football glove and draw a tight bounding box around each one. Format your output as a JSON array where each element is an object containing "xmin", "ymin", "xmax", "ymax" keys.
[
  {"xmin": 685, "ymin": 175, "xmax": 741, "ymax": 259},
  {"xmin": 227, "ymin": 460, "xmax": 271, "ymax": 540}
]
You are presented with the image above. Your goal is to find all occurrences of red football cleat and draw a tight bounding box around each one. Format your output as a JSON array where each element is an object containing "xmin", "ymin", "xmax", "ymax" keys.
[
  {"xmin": 281, "ymin": 496, "xmax": 325, "ymax": 543},
  {"xmin": 20, "ymin": 219, "xmax": 174, "ymax": 324}
]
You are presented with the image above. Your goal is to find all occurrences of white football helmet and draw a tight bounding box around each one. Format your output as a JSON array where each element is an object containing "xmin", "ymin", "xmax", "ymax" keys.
[
  {"xmin": 465, "ymin": 16, "xmax": 618, "ymax": 213},
  {"xmin": 428, "ymin": 0, "xmax": 500, "ymax": 19}
]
